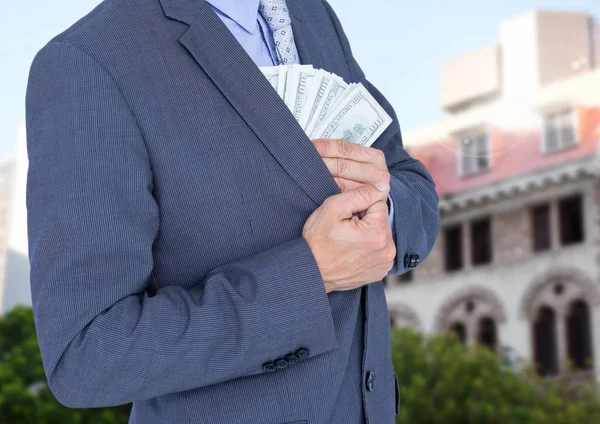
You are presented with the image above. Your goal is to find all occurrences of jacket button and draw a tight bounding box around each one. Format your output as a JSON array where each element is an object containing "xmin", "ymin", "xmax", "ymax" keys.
[
  {"xmin": 365, "ymin": 371, "xmax": 375, "ymax": 392},
  {"xmin": 275, "ymin": 358, "xmax": 288, "ymax": 369},
  {"xmin": 295, "ymin": 347, "xmax": 310, "ymax": 360},
  {"xmin": 404, "ymin": 253, "xmax": 420, "ymax": 269},
  {"xmin": 285, "ymin": 353, "xmax": 299, "ymax": 364},
  {"xmin": 412, "ymin": 254, "xmax": 420, "ymax": 267},
  {"xmin": 262, "ymin": 361, "xmax": 277, "ymax": 372}
]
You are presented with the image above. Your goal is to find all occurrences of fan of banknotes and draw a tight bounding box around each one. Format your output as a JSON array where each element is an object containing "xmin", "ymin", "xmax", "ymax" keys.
[{"xmin": 260, "ymin": 65, "xmax": 392, "ymax": 148}]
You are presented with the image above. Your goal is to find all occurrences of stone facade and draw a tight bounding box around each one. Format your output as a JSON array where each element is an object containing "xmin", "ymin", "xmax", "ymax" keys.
[
  {"xmin": 386, "ymin": 177, "xmax": 600, "ymax": 372},
  {"xmin": 385, "ymin": 10, "xmax": 600, "ymax": 376},
  {"xmin": 493, "ymin": 207, "xmax": 531, "ymax": 264}
]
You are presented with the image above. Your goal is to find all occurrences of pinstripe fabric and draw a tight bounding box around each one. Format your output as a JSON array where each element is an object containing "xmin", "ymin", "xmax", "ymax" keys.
[{"xmin": 25, "ymin": 0, "xmax": 440, "ymax": 423}]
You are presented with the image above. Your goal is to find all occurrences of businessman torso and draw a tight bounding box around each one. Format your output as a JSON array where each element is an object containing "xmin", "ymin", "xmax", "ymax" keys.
[{"xmin": 25, "ymin": 0, "xmax": 439, "ymax": 422}]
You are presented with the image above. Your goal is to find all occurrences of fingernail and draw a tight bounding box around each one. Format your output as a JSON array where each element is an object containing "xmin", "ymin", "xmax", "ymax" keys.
[{"xmin": 375, "ymin": 181, "xmax": 389, "ymax": 192}]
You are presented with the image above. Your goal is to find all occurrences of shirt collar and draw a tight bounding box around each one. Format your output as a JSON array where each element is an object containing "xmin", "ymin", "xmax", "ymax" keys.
[{"xmin": 206, "ymin": 0, "xmax": 262, "ymax": 34}]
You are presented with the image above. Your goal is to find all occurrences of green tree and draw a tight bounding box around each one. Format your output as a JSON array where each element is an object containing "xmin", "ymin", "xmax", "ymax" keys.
[
  {"xmin": 0, "ymin": 306, "xmax": 131, "ymax": 423},
  {"xmin": 392, "ymin": 327, "xmax": 600, "ymax": 424},
  {"xmin": 4, "ymin": 306, "xmax": 600, "ymax": 423}
]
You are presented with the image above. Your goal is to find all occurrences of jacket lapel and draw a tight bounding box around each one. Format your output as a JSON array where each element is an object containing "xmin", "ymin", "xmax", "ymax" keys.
[
  {"xmin": 159, "ymin": 0, "xmax": 340, "ymax": 206},
  {"xmin": 287, "ymin": 2, "xmax": 326, "ymax": 71}
]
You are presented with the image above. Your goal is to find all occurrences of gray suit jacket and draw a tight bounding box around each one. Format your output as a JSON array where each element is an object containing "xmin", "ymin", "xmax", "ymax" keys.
[{"xmin": 25, "ymin": 0, "xmax": 440, "ymax": 422}]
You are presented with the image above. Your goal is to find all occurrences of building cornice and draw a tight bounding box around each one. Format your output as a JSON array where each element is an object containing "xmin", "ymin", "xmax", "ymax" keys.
[{"xmin": 439, "ymin": 150, "xmax": 600, "ymax": 213}]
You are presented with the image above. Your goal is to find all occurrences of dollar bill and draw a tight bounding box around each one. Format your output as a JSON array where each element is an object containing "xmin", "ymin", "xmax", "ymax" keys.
[
  {"xmin": 306, "ymin": 78, "xmax": 348, "ymax": 137},
  {"xmin": 260, "ymin": 66, "xmax": 280, "ymax": 91},
  {"xmin": 298, "ymin": 69, "xmax": 330, "ymax": 130},
  {"xmin": 259, "ymin": 65, "xmax": 392, "ymax": 147},
  {"xmin": 311, "ymin": 85, "xmax": 392, "ymax": 147},
  {"xmin": 285, "ymin": 65, "xmax": 317, "ymax": 121},
  {"xmin": 283, "ymin": 66, "xmax": 311, "ymax": 99},
  {"xmin": 277, "ymin": 65, "xmax": 289, "ymax": 99}
]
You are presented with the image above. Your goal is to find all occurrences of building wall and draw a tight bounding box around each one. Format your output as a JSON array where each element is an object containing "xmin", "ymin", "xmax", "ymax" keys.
[
  {"xmin": 387, "ymin": 178, "xmax": 599, "ymax": 368},
  {"xmin": 389, "ymin": 10, "xmax": 600, "ymax": 376},
  {"xmin": 440, "ymin": 44, "xmax": 501, "ymax": 112},
  {"xmin": 405, "ymin": 69, "xmax": 600, "ymax": 148},
  {"xmin": 493, "ymin": 207, "xmax": 531, "ymax": 264},
  {"xmin": 537, "ymin": 11, "xmax": 593, "ymax": 88},
  {"xmin": 500, "ymin": 11, "xmax": 540, "ymax": 99},
  {"xmin": 0, "ymin": 161, "xmax": 14, "ymax": 315},
  {"xmin": 2, "ymin": 120, "xmax": 32, "ymax": 314}
]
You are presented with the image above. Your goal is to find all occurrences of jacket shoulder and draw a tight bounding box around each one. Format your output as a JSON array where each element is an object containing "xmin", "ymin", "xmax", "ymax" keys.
[
  {"xmin": 43, "ymin": 0, "xmax": 163, "ymax": 52},
  {"xmin": 31, "ymin": 0, "xmax": 168, "ymax": 72},
  {"xmin": 48, "ymin": 0, "xmax": 122, "ymax": 45}
]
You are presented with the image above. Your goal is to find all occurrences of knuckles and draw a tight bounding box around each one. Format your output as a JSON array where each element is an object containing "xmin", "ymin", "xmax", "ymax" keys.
[
  {"xmin": 338, "ymin": 139, "xmax": 355, "ymax": 157},
  {"xmin": 365, "ymin": 227, "xmax": 396, "ymax": 269},
  {"xmin": 373, "ymin": 148, "xmax": 386, "ymax": 162},
  {"xmin": 376, "ymin": 170, "xmax": 391, "ymax": 183},
  {"xmin": 356, "ymin": 185, "xmax": 375, "ymax": 205},
  {"xmin": 367, "ymin": 230, "xmax": 389, "ymax": 250},
  {"xmin": 336, "ymin": 158, "xmax": 350, "ymax": 178}
]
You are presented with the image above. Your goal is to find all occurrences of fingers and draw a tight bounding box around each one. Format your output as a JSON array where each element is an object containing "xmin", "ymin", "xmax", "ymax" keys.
[
  {"xmin": 361, "ymin": 200, "xmax": 389, "ymax": 224},
  {"xmin": 361, "ymin": 201, "xmax": 394, "ymax": 256},
  {"xmin": 327, "ymin": 183, "xmax": 389, "ymax": 219},
  {"xmin": 313, "ymin": 138, "xmax": 384, "ymax": 164},
  {"xmin": 334, "ymin": 177, "xmax": 362, "ymax": 192},
  {"xmin": 323, "ymin": 157, "xmax": 389, "ymax": 184}
]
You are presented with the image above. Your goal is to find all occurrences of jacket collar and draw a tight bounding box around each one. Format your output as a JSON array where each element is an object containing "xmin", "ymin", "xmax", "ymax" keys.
[
  {"xmin": 204, "ymin": 0, "xmax": 262, "ymax": 33},
  {"xmin": 158, "ymin": 0, "xmax": 304, "ymax": 26}
]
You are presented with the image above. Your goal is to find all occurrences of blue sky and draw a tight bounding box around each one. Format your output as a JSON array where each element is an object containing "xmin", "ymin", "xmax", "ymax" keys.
[{"xmin": 1, "ymin": 0, "xmax": 598, "ymax": 162}]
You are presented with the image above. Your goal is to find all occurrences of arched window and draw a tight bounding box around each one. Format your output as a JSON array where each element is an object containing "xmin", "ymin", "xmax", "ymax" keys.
[
  {"xmin": 434, "ymin": 286, "xmax": 507, "ymax": 348},
  {"xmin": 566, "ymin": 300, "xmax": 593, "ymax": 370},
  {"xmin": 521, "ymin": 269, "xmax": 600, "ymax": 375},
  {"xmin": 478, "ymin": 317, "xmax": 497, "ymax": 351},
  {"xmin": 450, "ymin": 322, "xmax": 467, "ymax": 344},
  {"xmin": 533, "ymin": 306, "xmax": 558, "ymax": 376}
]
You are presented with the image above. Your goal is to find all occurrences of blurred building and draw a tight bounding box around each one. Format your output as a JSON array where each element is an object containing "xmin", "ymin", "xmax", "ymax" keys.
[
  {"xmin": 386, "ymin": 10, "xmax": 600, "ymax": 377},
  {"xmin": 2, "ymin": 121, "xmax": 31, "ymax": 314},
  {"xmin": 0, "ymin": 160, "xmax": 15, "ymax": 314}
]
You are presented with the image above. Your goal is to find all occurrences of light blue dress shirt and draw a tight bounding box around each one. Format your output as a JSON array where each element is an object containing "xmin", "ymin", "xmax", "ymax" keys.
[
  {"xmin": 206, "ymin": 0, "xmax": 395, "ymax": 228},
  {"xmin": 206, "ymin": 0, "xmax": 278, "ymax": 67}
]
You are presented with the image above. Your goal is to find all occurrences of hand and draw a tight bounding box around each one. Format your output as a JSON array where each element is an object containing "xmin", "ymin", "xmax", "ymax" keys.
[
  {"xmin": 302, "ymin": 183, "xmax": 396, "ymax": 293},
  {"xmin": 313, "ymin": 138, "xmax": 390, "ymax": 193}
]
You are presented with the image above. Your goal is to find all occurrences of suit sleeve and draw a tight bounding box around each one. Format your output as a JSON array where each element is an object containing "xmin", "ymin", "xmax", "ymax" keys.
[
  {"xmin": 322, "ymin": 1, "xmax": 440, "ymax": 275},
  {"xmin": 25, "ymin": 41, "xmax": 338, "ymax": 408}
]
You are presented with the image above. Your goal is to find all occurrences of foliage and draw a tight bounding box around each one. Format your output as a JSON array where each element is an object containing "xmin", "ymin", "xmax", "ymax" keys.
[
  {"xmin": 3, "ymin": 306, "xmax": 600, "ymax": 423},
  {"xmin": 0, "ymin": 306, "xmax": 131, "ymax": 423},
  {"xmin": 392, "ymin": 327, "xmax": 600, "ymax": 424}
]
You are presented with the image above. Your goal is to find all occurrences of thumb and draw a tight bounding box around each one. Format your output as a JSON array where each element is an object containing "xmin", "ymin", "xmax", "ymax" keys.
[
  {"xmin": 360, "ymin": 200, "xmax": 389, "ymax": 225},
  {"xmin": 330, "ymin": 182, "xmax": 389, "ymax": 219}
]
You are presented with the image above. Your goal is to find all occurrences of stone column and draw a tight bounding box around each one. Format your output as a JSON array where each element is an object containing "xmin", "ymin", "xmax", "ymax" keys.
[
  {"xmin": 556, "ymin": 310, "xmax": 568, "ymax": 373},
  {"xmin": 463, "ymin": 221, "xmax": 472, "ymax": 271},
  {"xmin": 549, "ymin": 200, "xmax": 561, "ymax": 251}
]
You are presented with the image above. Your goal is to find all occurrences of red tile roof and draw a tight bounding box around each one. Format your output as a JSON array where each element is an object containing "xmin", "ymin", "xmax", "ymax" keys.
[{"xmin": 411, "ymin": 106, "xmax": 600, "ymax": 196}]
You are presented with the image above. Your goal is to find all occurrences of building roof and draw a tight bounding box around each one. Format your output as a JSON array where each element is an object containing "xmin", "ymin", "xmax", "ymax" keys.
[{"xmin": 410, "ymin": 106, "xmax": 600, "ymax": 211}]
